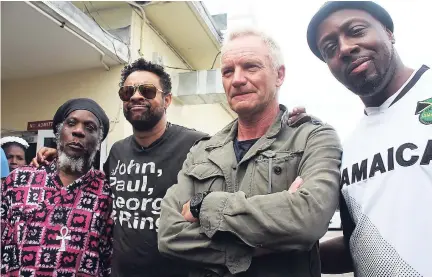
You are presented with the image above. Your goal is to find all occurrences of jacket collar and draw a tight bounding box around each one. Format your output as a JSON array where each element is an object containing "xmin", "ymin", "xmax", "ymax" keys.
[{"xmin": 205, "ymin": 104, "xmax": 287, "ymax": 151}]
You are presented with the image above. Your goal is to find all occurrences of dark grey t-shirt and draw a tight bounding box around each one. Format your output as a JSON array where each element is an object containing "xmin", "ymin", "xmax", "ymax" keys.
[
  {"xmin": 105, "ymin": 124, "xmax": 208, "ymax": 277},
  {"xmin": 233, "ymin": 137, "xmax": 259, "ymax": 162}
]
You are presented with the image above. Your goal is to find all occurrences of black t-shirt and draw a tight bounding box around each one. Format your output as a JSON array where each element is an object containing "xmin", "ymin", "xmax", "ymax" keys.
[{"xmin": 104, "ymin": 124, "xmax": 208, "ymax": 277}]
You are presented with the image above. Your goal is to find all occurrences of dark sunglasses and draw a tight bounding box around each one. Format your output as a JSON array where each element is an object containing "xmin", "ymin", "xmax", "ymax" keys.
[{"xmin": 118, "ymin": 84, "xmax": 165, "ymax": 101}]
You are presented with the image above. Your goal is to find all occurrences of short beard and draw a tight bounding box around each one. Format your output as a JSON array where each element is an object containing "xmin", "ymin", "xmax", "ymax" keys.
[
  {"xmin": 351, "ymin": 73, "xmax": 384, "ymax": 97},
  {"xmin": 125, "ymin": 105, "xmax": 165, "ymax": 131},
  {"xmin": 352, "ymin": 45, "xmax": 396, "ymax": 97},
  {"xmin": 55, "ymin": 123, "xmax": 101, "ymax": 175}
]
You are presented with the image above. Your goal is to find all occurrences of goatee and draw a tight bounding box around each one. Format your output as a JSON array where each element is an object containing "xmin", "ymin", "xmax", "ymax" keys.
[{"xmin": 125, "ymin": 106, "xmax": 165, "ymax": 131}]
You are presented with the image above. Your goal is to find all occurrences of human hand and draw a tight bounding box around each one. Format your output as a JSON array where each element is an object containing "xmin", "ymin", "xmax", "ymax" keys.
[
  {"xmin": 288, "ymin": 176, "xmax": 303, "ymax": 193},
  {"xmin": 30, "ymin": 147, "xmax": 57, "ymax": 167},
  {"xmin": 284, "ymin": 106, "xmax": 306, "ymax": 125},
  {"xmin": 182, "ymin": 200, "xmax": 198, "ymax": 223}
]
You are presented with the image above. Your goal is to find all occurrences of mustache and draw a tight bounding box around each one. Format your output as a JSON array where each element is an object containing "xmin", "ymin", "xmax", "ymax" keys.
[
  {"xmin": 66, "ymin": 141, "xmax": 84, "ymax": 149},
  {"xmin": 345, "ymin": 56, "xmax": 371, "ymax": 75},
  {"xmin": 126, "ymin": 102, "xmax": 151, "ymax": 110}
]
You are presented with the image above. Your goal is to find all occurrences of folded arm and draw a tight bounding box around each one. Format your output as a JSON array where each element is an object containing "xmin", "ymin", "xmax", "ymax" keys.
[
  {"xmin": 199, "ymin": 124, "xmax": 342, "ymax": 252},
  {"xmin": 158, "ymin": 149, "xmax": 252, "ymax": 274}
]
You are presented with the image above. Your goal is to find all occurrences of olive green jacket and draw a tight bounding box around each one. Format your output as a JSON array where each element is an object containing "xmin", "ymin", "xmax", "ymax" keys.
[{"xmin": 159, "ymin": 105, "xmax": 342, "ymax": 277}]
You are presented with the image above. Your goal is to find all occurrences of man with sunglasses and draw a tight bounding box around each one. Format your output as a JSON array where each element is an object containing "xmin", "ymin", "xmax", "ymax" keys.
[
  {"xmin": 32, "ymin": 59, "xmax": 208, "ymax": 277},
  {"xmin": 108, "ymin": 59, "xmax": 211, "ymax": 277}
]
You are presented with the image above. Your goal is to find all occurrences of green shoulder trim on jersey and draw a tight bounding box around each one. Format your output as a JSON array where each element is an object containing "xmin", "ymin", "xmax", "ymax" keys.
[{"xmin": 415, "ymin": 97, "xmax": 432, "ymax": 125}]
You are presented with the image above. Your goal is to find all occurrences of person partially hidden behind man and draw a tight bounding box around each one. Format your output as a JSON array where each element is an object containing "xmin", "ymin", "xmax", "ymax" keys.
[
  {"xmin": 1, "ymin": 148, "xmax": 9, "ymax": 182},
  {"xmin": 1, "ymin": 98, "xmax": 113, "ymax": 276},
  {"xmin": 1, "ymin": 136, "xmax": 29, "ymax": 172},
  {"xmin": 158, "ymin": 27, "xmax": 343, "ymax": 277}
]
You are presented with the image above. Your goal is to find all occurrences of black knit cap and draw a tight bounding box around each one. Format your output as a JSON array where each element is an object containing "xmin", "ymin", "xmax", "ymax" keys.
[
  {"xmin": 53, "ymin": 98, "xmax": 110, "ymax": 140},
  {"xmin": 307, "ymin": 1, "xmax": 394, "ymax": 61}
]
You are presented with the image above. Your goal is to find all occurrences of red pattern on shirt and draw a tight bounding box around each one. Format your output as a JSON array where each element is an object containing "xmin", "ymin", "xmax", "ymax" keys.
[{"xmin": 1, "ymin": 162, "xmax": 113, "ymax": 277}]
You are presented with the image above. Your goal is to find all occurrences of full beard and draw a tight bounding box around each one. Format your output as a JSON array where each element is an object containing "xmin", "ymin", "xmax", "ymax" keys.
[
  {"xmin": 57, "ymin": 148, "xmax": 97, "ymax": 174},
  {"xmin": 125, "ymin": 106, "xmax": 165, "ymax": 131},
  {"xmin": 55, "ymin": 128, "xmax": 99, "ymax": 175}
]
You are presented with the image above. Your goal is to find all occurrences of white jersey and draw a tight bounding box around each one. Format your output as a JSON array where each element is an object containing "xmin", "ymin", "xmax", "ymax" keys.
[{"xmin": 340, "ymin": 65, "xmax": 432, "ymax": 277}]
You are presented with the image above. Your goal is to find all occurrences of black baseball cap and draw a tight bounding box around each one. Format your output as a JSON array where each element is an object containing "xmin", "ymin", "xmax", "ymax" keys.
[{"xmin": 307, "ymin": 1, "xmax": 394, "ymax": 61}]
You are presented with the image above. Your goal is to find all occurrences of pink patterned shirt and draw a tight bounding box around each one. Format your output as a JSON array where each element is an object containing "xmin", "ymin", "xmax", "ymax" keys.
[{"xmin": 1, "ymin": 161, "xmax": 113, "ymax": 276}]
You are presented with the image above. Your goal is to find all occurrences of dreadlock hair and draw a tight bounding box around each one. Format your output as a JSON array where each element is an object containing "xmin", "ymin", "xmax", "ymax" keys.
[{"xmin": 119, "ymin": 58, "xmax": 172, "ymax": 94}]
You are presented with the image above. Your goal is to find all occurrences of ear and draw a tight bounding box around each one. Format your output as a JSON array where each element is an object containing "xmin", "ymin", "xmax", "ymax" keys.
[
  {"xmin": 164, "ymin": 93, "xmax": 172, "ymax": 110},
  {"xmin": 276, "ymin": 65, "xmax": 285, "ymax": 88},
  {"xmin": 386, "ymin": 29, "xmax": 395, "ymax": 44}
]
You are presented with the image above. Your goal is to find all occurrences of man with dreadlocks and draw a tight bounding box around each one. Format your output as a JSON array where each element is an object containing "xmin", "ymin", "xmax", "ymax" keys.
[{"xmin": 1, "ymin": 98, "xmax": 113, "ymax": 276}]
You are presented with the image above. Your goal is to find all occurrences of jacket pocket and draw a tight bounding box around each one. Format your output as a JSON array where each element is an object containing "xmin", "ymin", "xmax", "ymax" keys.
[
  {"xmin": 185, "ymin": 163, "xmax": 225, "ymax": 192},
  {"xmin": 253, "ymin": 150, "xmax": 303, "ymax": 195}
]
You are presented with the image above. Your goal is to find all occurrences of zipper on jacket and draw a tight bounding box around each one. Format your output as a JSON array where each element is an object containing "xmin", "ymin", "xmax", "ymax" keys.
[
  {"xmin": 268, "ymin": 157, "xmax": 272, "ymax": 194},
  {"xmin": 261, "ymin": 150, "xmax": 276, "ymax": 194}
]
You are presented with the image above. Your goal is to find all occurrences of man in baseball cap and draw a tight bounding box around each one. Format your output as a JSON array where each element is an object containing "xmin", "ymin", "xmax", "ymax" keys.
[{"xmin": 307, "ymin": 2, "xmax": 432, "ymax": 276}]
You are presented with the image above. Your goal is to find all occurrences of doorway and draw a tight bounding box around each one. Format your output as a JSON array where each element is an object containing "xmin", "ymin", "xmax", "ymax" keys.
[{"xmin": 35, "ymin": 129, "xmax": 107, "ymax": 170}]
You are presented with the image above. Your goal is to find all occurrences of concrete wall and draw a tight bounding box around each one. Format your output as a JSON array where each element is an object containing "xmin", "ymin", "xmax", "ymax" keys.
[
  {"xmin": 0, "ymin": 69, "xmax": 234, "ymax": 151},
  {"xmin": 87, "ymin": 6, "xmax": 132, "ymax": 30},
  {"xmin": 130, "ymin": 11, "xmax": 235, "ymax": 136},
  {"xmin": 168, "ymin": 101, "xmax": 235, "ymax": 136},
  {"xmin": 1, "ymin": 66, "xmax": 126, "ymax": 151},
  {"xmin": 1, "ymin": 7, "xmax": 234, "ymax": 152},
  {"xmin": 130, "ymin": 11, "xmax": 190, "ymax": 75}
]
